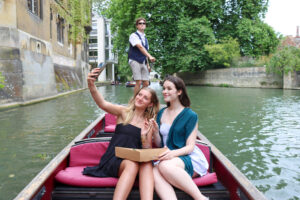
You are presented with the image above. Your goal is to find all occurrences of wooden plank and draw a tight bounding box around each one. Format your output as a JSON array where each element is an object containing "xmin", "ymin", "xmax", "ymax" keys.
[
  {"xmin": 197, "ymin": 131, "xmax": 267, "ymax": 200},
  {"xmin": 14, "ymin": 114, "xmax": 105, "ymax": 200}
]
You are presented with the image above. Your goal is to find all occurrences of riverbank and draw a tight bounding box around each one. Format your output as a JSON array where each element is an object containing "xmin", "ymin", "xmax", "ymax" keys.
[
  {"xmin": 0, "ymin": 81, "xmax": 111, "ymax": 111},
  {"xmin": 177, "ymin": 66, "xmax": 300, "ymax": 90}
]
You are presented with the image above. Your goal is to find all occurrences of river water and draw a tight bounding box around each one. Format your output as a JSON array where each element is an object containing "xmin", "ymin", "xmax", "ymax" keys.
[{"xmin": 0, "ymin": 82, "xmax": 299, "ymax": 200}]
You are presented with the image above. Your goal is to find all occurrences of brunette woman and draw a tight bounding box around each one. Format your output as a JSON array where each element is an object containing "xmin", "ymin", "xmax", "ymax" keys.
[{"xmin": 151, "ymin": 75, "xmax": 209, "ymax": 200}]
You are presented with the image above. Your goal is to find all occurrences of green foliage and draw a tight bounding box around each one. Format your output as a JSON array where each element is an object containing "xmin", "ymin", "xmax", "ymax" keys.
[
  {"xmin": 236, "ymin": 19, "xmax": 279, "ymax": 57},
  {"xmin": 231, "ymin": 56, "xmax": 270, "ymax": 68},
  {"xmin": 205, "ymin": 37, "xmax": 240, "ymax": 68},
  {"xmin": 267, "ymin": 46, "xmax": 300, "ymax": 75},
  {"xmin": 175, "ymin": 17, "xmax": 215, "ymax": 72},
  {"xmin": 102, "ymin": 0, "xmax": 278, "ymax": 78},
  {"xmin": 0, "ymin": 72, "xmax": 5, "ymax": 89},
  {"xmin": 92, "ymin": 0, "xmax": 110, "ymax": 16},
  {"xmin": 51, "ymin": 0, "xmax": 92, "ymax": 43}
]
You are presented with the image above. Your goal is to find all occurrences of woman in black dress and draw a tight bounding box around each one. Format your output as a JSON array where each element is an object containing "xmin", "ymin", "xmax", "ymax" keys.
[{"xmin": 83, "ymin": 67, "xmax": 159, "ymax": 200}]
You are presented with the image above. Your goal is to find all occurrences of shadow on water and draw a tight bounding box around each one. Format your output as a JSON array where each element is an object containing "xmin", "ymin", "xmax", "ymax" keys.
[{"xmin": 0, "ymin": 83, "xmax": 299, "ymax": 200}]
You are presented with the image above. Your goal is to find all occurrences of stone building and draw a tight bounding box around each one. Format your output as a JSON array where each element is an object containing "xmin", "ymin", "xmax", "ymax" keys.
[{"xmin": 0, "ymin": 0, "xmax": 90, "ymax": 104}]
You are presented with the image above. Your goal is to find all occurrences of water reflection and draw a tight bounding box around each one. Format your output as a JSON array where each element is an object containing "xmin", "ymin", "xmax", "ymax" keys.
[
  {"xmin": 0, "ymin": 84, "xmax": 299, "ymax": 200},
  {"xmin": 189, "ymin": 87, "xmax": 300, "ymax": 200},
  {"xmin": 252, "ymin": 94, "xmax": 300, "ymax": 199}
]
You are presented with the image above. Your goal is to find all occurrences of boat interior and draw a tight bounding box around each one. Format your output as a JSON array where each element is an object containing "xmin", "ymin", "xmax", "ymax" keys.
[{"xmin": 50, "ymin": 113, "xmax": 231, "ymax": 200}]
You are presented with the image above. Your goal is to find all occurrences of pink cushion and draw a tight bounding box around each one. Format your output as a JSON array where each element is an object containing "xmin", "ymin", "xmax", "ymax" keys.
[
  {"xmin": 55, "ymin": 141, "xmax": 218, "ymax": 187},
  {"xmin": 55, "ymin": 166, "xmax": 119, "ymax": 187},
  {"xmin": 104, "ymin": 124, "xmax": 116, "ymax": 133},
  {"xmin": 69, "ymin": 142, "xmax": 109, "ymax": 167},
  {"xmin": 193, "ymin": 172, "xmax": 218, "ymax": 186},
  {"xmin": 104, "ymin": 113, "xmax": 117, "ymax": 132}
]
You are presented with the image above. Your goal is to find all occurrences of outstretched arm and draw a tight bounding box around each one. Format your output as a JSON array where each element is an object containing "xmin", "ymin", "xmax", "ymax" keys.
[
  {"xmin": 88, "ymin": 68, "xmax": 126, "ymax": 116},
  {"xmin": 135, "ymin": 44, "xmax": 156, "ymax": 62}
]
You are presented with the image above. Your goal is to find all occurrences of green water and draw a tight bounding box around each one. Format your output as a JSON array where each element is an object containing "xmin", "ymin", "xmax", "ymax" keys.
[{"xmin": 0, "ymin": 82, "xmax": 299, "ymax": 200}]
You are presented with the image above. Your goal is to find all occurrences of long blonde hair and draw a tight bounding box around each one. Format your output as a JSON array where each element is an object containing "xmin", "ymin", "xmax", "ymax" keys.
[{"xmin": 123, "ymin": 87, "xmax": 159, "ymax": 124}]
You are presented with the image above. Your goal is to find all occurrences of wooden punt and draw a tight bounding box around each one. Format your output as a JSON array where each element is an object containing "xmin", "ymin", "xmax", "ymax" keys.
[{"xmin": 14, "ymin": 113, "xmax": 267, "ymax": 200}]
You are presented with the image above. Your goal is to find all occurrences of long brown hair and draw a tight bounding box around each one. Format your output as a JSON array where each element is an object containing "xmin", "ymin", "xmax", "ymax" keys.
[
  {"xmin": 123, "ymin": 87, "xmax": 159, "ymax": 124},
  {"xmin": 163, "ymin": 75, "xmax": 191, "ymax": 107}
]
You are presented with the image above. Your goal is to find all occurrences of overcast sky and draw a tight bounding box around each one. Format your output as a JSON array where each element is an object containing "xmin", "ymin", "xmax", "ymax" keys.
[{"xmin": 264, "ymin": 0, "xmax": 300, "ymax": 36}]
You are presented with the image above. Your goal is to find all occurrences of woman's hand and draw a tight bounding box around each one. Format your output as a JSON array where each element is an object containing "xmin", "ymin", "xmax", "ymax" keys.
[
  {"xmin": 158, "ymin": 148, "xmax": 176, "ymax": 160},
  {"xmin": 87, "ymin": 68, "xmax": 102, "ymax": 85},
  {"xmin": 149, "ymin": 118, "xmax": 158, "ymax": 135},
  {"xmin": 141, "ymin": 119, "xmax": 151, "ymax": 136},
  {"xmin": 141, "ymin": 119, "xmax": 152, "ymax": 148}
]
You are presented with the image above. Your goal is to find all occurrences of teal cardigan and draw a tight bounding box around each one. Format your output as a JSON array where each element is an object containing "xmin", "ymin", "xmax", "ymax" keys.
[{"xmin": 156, "ymin": 107, "xmax": 198, "ymax": 177}]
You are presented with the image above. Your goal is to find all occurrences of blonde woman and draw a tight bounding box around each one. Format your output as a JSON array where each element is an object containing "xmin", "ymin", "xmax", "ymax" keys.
[{"xmin": 83, "ymin": 67, "xmax": 159, "ymax": 200}]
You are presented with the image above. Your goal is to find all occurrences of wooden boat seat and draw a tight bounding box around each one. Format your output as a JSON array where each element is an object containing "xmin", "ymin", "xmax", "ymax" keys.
[{"xmin": 55, "ymin": 141, "xmax": 218, "ymax": 187}]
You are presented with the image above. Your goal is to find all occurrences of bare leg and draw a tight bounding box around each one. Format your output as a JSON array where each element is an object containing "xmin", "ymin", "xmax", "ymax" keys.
[
  {"xmin": 139, "ymin": 162, "xmax": 154, "ymax": 200},
  {"xmin": 142, "ymin": 80, "xmax": 149, "ymax": 88},
  {"xmin": 134, "ymin": 80, "xmax": 142, "ymax": 96},
  {"xmin": 153, "ymin": 165, "xmax": 177, "ymax": 200},
  {"xmin": 158, "ymin": 158, "xmax": 208, "ymax": 200},
  {"xmin": 113, "ymin": 160, "xmax": 139, "ymax": 200}
]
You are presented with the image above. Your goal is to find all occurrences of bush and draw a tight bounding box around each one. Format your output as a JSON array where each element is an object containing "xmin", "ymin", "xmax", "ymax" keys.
[
  {"xmin": 231, "ymin": 55, "xmax": 271, "ymax": 68},
  {"xmin": 0, "ymin": 72, "xmax": 5, "ymax": 89},
  {"xmin": 205, "ymin": 37, "xmax": 240, "ymax": 68},
  {"xmin": 267, "ymin": 46, "xmax": 300, "ymax": 75}
]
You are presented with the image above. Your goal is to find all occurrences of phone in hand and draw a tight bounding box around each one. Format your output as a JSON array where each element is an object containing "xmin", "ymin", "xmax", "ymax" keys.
[{"xmin": 92, "ymin": 62, "xmax": 107, "ymax": 78}]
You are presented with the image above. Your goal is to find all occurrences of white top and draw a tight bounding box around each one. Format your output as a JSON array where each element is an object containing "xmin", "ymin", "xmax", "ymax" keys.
[
  {"xmin": 128, "ymin": 30, "xmax": 147, "ymax": 64},
  {"xmin": 160, "ymin": 123, "xmax": 209, "ymax": 176},
  {"xmin": 129, "ymin": 30, "xmax": 146, "ymax": 47}
]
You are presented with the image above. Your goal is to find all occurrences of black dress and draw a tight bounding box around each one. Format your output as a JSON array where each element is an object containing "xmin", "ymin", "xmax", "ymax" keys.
[{"xmin": 82, "ymin": 123, "xmax": 142, "ymax": 178}]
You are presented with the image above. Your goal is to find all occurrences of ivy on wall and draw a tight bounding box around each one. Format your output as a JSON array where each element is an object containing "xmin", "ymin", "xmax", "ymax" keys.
[
  {"xmin": 50, "ymin": 0, "xmax": 92, "ymax": 43},
  {"xmin": 0, "ymin": 72, "xmax": 5, "ymax": 89}
]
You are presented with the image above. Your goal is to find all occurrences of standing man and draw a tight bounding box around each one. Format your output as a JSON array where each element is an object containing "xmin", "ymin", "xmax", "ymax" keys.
[{"xmin": 128, "ymin": 18, "xmax": 156, "ymax": 95}]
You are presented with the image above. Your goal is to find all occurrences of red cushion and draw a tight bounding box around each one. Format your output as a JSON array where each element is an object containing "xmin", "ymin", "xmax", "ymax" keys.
[
  {"xmin": 55, "ymin": 141, "xmax": 218, "ymax": 187},
  {"xmin": 69, "ymin": 142, "xmax": 109, "ymax": 167},
  {"xmin": 193, "ymin": 172, "xmax": 218, "ymax": 186},
  {"xmin": 55, "ymin": 166, "xmax": 119, "ymax": 187},
  {"xmin": 104, "ymin": 113, "xmax": 117, "ymax": 132},
  {"xmin": 104, "ymin": 124, "xmax": 116, "ymax": 133}
]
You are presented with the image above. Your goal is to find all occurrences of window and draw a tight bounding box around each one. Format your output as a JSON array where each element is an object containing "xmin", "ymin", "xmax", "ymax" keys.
[
  {"xmin": 50, "ymin": 8, "xmax": 52, "ymax": 39},
  {"xmin": 105, "ymin": 49, "xmax": 109, "ymax": 61},
  {"xmin": 105, "ymin": 23, "xmax": 110, "ymax": 35},
  {"xmin": 27, "ymin": 0, "xmax": 43, "ymax": 19},
  {"xmin": 57, "ymin": 15, "xmax": 65, "ymax": 44},
  {"xmin": 105, "ymin": 36, "xmax": 109, "ymax": 48},
  {"xmin": 89, "ymin": 51, "xmax": 98, "ymax": 56},
  {"xmin": 89, "ymin": 39, "xmax": 97, "ymax": 44}
]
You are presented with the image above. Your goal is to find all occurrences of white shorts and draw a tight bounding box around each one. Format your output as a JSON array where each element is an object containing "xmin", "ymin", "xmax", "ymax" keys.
[{"xmin": 129, "ymin": 60, "xmax": 149, "ymax": 81}]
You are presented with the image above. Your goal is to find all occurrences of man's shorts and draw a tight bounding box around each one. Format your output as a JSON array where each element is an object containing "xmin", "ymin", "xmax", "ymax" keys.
[{"xmin": 129, "ymin": 60, "xmax": 149, "ymax": 81}]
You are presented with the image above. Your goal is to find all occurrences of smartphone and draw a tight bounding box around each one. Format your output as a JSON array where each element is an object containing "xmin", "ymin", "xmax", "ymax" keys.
[{"xmin": 92, "ymin": 62, "xmax": 107, "ymax": 78}]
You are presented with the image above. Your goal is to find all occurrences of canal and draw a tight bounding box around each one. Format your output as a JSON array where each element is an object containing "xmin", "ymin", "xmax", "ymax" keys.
[{"xmin": 0, "ymin": 82, "xmax": 299, "ymax": 200}]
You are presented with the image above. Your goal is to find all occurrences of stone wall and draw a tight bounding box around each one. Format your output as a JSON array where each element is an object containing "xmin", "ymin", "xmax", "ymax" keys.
[
  {"xmin": 283, "ymin": 71, "xmax": 300, "ymax": 89},
  {"xmin": 0, "ymin": 46, "xmax": 23, "ymax": 104},
  {"xmin": 177, "ymin": 67, "xmax": 283, "ymax": 88},
  {"xmin": 0, "ymin": 28, "xmax": 88, "ymax": 105}
]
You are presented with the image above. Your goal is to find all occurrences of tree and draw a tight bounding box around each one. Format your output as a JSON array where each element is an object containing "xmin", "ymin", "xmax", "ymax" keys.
[
  {"xmin": 236, "ymin": 19, "xmax": 279, "ymax": 56},
  {"xmin": 102, "ymin": 0, "xmax": 278, "ymax": 78},
  {"xmin": 267, "ymin": 46, "xmax": 300, "ymax": 75},
  {"xmin": 205, "ymin": 37, "xmax": 240, "ymax": 68}
]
